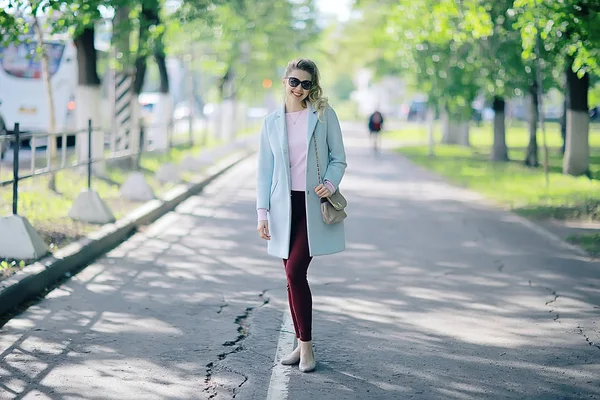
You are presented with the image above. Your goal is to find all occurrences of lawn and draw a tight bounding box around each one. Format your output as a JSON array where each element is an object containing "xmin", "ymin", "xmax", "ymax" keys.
[{"xmin": 392, "ymin": 120, "xmax": 600, "ymax": 255}]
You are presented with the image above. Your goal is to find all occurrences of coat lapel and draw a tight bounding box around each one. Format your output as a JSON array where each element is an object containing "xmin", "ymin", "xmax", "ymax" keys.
[
  {"xmin": 276, "ymin": 103, "xmax": 289, "ymax": 159},
  {"xmin": 306, "ymin": 103, "xmax": 318, "ymax": 152}
]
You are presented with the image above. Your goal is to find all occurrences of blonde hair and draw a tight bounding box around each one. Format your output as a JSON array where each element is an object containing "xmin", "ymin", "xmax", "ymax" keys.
[{"xmin": 284, "ymin": 58, "xmax": 329, "ymax": 119}]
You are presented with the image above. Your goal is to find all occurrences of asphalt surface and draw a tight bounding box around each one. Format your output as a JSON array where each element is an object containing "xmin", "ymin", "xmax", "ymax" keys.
[{"xmin": 1, "ymin": 123, "xmax": 599, "ymax": 399}]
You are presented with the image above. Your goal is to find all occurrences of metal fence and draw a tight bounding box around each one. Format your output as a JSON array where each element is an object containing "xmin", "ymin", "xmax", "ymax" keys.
[{"xmin": 0, "ymin": 116, "xmax": 201, "ymax": 216}]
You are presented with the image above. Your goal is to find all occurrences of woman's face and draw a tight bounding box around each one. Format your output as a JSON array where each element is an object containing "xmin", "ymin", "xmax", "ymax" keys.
[{"xmin": 283, "ymin": 68, "xmax": 312, "ymax": 104}]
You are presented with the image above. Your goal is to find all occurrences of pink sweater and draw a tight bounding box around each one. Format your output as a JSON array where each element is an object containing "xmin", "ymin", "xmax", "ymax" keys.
[{"xmin": 257, "ymin": 108, "xmax": 335, "ymax": 221}]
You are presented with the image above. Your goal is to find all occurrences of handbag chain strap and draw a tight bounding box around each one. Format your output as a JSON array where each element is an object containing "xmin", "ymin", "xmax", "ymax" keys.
[{"xmin": 313, "ymin": 132, "xmax": 323, "ymax": 185}]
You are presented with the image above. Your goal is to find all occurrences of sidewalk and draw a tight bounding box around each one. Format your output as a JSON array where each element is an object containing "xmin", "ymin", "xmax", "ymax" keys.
[{"xmin": 1, "ymin": 124, "xmax": 599, "ymax": 399}]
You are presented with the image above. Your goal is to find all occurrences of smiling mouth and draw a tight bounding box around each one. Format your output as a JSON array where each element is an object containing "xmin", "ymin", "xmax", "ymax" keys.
[{"xmin": 292, "ymin": 91, "xmax": 303, "ymax": 98}]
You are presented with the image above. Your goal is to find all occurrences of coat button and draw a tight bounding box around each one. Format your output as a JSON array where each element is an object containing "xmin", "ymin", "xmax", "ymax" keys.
[{"xmin": 284, "ymin": 150, "xmax": 288, "ymax": 154}]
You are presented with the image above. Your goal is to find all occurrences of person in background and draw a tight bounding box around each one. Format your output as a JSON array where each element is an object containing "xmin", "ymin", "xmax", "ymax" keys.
[{"xmin": 368, "ymin": 110, "xmax": 384, "ymax": 152}]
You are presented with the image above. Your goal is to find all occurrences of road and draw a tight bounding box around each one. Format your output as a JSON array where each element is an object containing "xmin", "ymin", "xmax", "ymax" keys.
[{"xmin": 1, "ymin": 123, "xmax": 599, "ymax": 399}]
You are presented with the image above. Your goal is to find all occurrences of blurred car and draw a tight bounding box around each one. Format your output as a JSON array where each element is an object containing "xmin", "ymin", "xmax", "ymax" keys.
[
  {"xmin": 246, "ymin": 107, "xmax": 268, "ymax": 119},
  {"xmin": 590, "ymin": 106, "xmax": 599, "ymax": 122},
  {"xmin": 173, "ymin": 100, "xmax": 204, "ymax": 121},
  {"xmin": 138, "ymin": 92, "xmax": 160, "ymax": 127}
]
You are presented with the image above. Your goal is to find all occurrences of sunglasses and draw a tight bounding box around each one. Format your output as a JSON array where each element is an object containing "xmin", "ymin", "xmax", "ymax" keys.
[{"xmin": 286, "ymin": 77, "xmax": 312, "ymax": 90}]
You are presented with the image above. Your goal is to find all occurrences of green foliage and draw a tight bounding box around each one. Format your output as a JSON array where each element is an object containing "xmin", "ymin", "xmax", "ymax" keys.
[
  {"xmin": 590, "ymin": 81, "xmax": 600, "ymax": 106},
  {"xmin": 0, "ymin": 0, "xmax": 107, "ymax": 45},
  {"xmin": 331, "ymin": 73, "xmax": 355, "ymax": 101},
  {"xmin": 567, "ymin": 233, "xmax": 600, "ymax": 255},
  {"xmin": 513, "ymin": 0, "xmax": 600, "ymax": 77},
  {"xmin": 345, "ymin": 0, "xmax": 600, "ymax": 120},
  {"xmin": 398, "ymin": 136, "xmax": 600, "ymax": 221},
  {"xmin": 165, "ymin": 0, "xmax": 320, "ymax": 103}
]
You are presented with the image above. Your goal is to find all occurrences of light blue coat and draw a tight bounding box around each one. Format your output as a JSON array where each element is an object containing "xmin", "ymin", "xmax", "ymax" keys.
[{"xmin": 256, "ymin": 103, "xmax": 347, "ymax": 259}]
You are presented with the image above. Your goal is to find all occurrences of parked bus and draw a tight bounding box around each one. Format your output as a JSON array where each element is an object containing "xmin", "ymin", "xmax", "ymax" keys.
[{"xmin": 0, "ymin": 35, "xmax": 77, "ymax": 151}]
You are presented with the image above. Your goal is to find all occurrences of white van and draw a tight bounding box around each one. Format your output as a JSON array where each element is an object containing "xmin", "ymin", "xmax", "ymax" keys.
[{"xmin": 0, "ymin": 35, "xmax": 77, "ymax": 149}]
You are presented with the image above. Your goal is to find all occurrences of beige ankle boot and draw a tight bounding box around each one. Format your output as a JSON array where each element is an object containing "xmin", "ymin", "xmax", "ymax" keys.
[
  {"xmin": 298, "ymin": 340, "xmax": 316, "ymax": 373},
  {"xmin": 280, "ymin": 345, "xmax": 300, "ymax": 365}
]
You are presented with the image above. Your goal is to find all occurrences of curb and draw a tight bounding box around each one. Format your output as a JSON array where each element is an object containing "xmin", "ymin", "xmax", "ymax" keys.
[{"xmin": 0, "ymin": 149, "xmax": 255, "ymax": 319}]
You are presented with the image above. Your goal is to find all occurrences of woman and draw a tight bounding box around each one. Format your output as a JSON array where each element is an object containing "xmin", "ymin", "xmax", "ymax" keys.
[{"xmin": 256, "ymin": 59, "xmax": 347, "ymax": 373}]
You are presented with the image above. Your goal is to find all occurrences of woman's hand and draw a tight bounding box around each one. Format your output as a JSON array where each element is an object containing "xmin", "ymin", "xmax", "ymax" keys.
[
  {"xmin": 257, "ymin": 220, "xmax": 271, "ymax": 240},
  {"xmin": 314, "ymin": 184, "xmax": 331, "ymax": 199}
]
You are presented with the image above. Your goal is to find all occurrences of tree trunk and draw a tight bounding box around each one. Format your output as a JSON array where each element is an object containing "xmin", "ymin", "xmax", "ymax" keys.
[
  {"xmin": 457, "ymin": 121, "xmax": 469, "ymax": 146},
  {"xmin": 562, "ymin": 59, "xmax": 590, "ymax": 176},
  {"xmin": 218, "ymin": 66, "xmax": 236, "ymax": 141},
  {"xmin": 524, "ymin": 83, "xmax": 539, "ymax": 167},
  {"xmin": 75, "ymin": 28, "xmax": 100, "ymax": 86},
  {"xmin": 427, "ymin": 107, "xmax": 435, "ymax": 156},
  {"xmin": 560, "ymin": 98, "xmax": 567, "ymax": 154},
  {"xmin": 491, "ymin": 96, "xmax": 508, "ymax": 161},
  {"xmin": 155, "ymin": 50, "xmax": 169, "ymax": 94},
  {"xmin": 74, "ymin": 27, "xmax": 103, "ymax": 171},
  {"xmin": 441, "ymin": 110, "xmax": 452, "ymax": 144},
  {"xmin": 33, "ymin": 16, "xmax": 57, "ymax": 191},
  {"xmin": 132, "ymin": 12, "xmax": 147, "ymax": 153},
  {"xmin": 441, "ymin": 107, "xmax": 469, "ymax": 146},
  {"xmin": 133, "ymin": 56, "xmax": 147, "ymax": 95},
  {"xmin": 154, "ymin": 31, "xmax": 172, "ymax": 150}
]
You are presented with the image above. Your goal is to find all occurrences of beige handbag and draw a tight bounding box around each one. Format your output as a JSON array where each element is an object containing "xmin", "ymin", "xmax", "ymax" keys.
[{"xmin": 314, "ymin": 134, "xmax": 347, "ymax": 224}]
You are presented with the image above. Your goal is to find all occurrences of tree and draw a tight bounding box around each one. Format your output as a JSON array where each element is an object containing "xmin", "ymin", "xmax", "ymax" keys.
[
  {"xmin": 167, "ymin": 0, "xmax": 320, "ymax": 139},
  {"xmin": 373, "ymin": 0, "xmax": 489, "ymax": 145},
  {"xmin": 32, "ymin": 11, "xmax": 58, "ymax": 189},
  {"xmin": 134, "ymin": 0, "xmax": 171, "ymax": 96},
  {"xmin": 473, "ymin": 0, "xmax": 527, "ymax": 162},
  {"xmin": 1, "ymin": 0, "xmax": 122, "ymax": 169},
  {"xmin": 516, "ymin": 0, "xmax": 600, "ymax": 176},
  {"xmin": 0, "ymin": 1, "xmax": 61, "ymax": 189}
]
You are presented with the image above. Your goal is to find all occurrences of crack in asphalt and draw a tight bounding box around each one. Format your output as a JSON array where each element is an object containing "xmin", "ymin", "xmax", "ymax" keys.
[
  {"xmin": 544, "ymin": 291, "xmax": 559, "ymax": 306},
  {"xmin": 535, "ymin": 283, "xmax": 599, "ymax": 351},
  {"xmin": 204, "ymin": 290, "xmax": 272, "ymax": 398},
  {"xmin": 494, "ymin": 259, "xmax": 504, "ymax": 272},
  {"xmin": 541, "ymin": 287, "xmax": 560, "ymax": 321},
  {"xmin": 220, "ymin": 365, "xmax": 249, "ymax": 399},
  {"xmin": 217, "ymin": 303, "xmax": 228, "ymax": 314},
  {"xmin": 217, "ymin": 293, "xmax": 229, "ymax": 315},
  {"xmin": 434, "ymin": 271, "xmax": 455, "ymax": 279},
  {"xmin": 577, "ymin": 325, "xmax": 600, "ymax": 351}
]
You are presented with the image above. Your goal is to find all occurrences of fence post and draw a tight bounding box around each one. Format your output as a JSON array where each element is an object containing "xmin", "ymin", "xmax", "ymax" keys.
[
  {"xmin": 188, "ymin": 115, "xmax": 194, "ymax": 148},
  {"xmin": 0, "ymin": 121, "xmax": 49, "ymax": 260},
  {"xmin": 87, "ymin": 119, "xmax": 92, "ymax": 190},
  {"xmin": 169, "ymin": 120, "xmax": 173, "ymax": 152},
  {"xmin": 68, "ymin": 117, "xmax": 116, "ymax": 225},
  {"xmin": 137, "ymin": 119, "xmax": 144, "ymax": 170},
  {"xmin": 12, "ymin": 123, "xmax": 20, "ymax": 215}
]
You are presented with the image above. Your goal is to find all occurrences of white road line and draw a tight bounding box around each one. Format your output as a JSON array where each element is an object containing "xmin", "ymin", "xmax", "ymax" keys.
[{"xmin": 266, "ymin": 311, "xmax": 295, "ymax": 400}]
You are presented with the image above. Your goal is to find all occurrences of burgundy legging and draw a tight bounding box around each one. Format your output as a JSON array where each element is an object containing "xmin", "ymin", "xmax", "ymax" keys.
[{"xmin": 283, "ymin": 191, "xmax": 313, "ymax": 342}]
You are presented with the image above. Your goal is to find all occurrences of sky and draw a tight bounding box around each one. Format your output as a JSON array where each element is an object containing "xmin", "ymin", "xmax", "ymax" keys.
[{"xmin": 316, "ymin": 0, "xmax": 354, "ymax": 22}]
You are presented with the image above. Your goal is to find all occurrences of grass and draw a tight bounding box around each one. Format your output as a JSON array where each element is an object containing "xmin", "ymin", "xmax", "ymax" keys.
[
  {"xmin": 566, "ymin": 233, "xmax": 600, "ymax": 256},
  {"xmin": 390, "ymin": 120, "xmax": 600, "ymax": 149},
  {"xmin": 0, "ymin": 125, "xmax": 259, "ymax": 279},
  {"xmin": 393, "ymin": 120, "xmax": 600, "ymax": 254}
]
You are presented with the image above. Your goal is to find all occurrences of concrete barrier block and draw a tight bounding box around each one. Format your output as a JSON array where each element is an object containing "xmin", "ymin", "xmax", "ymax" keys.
[
  {"xmin": 120, "ymin": 171, "xmax": 156, "ymax": 201},
  {"xmin": 68, "ymin": 189, "xmax": 116, "ymax": 225},
  {"xmin": 0, "ymin": 215, "xmax": 49, "ymax": 260},
  {"xmin": 197, "ymin": 151, "xmax": 214, "ymax": 166},
  {"xmin": 180, "ymin": 155, "xmax": 202, "ymax": 171},
  {"xmin": 156, "ymin": 163, "xmax": 180, "ymax": 183}
]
